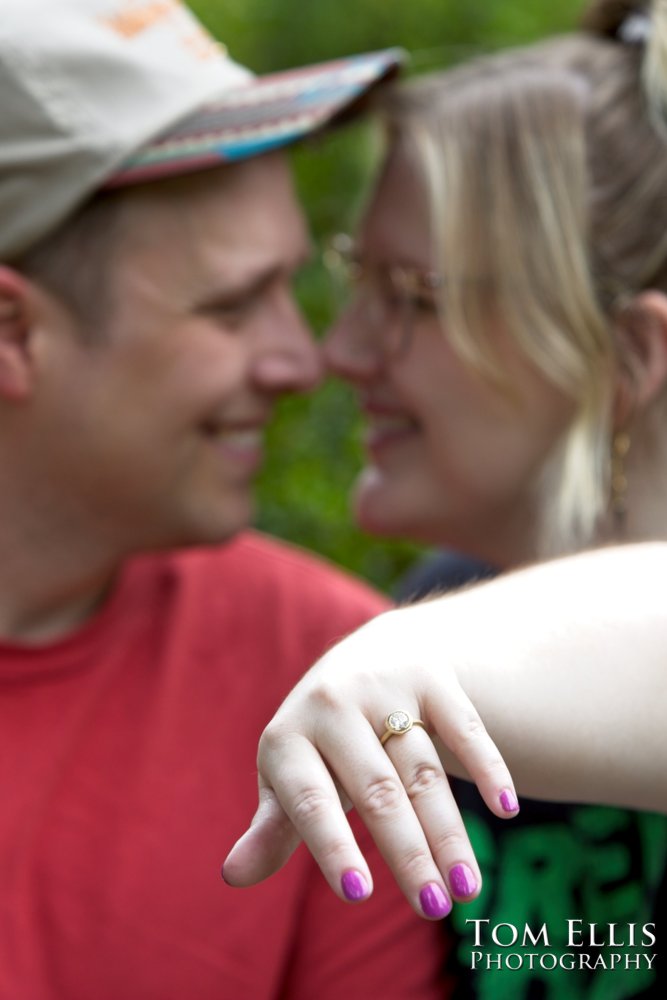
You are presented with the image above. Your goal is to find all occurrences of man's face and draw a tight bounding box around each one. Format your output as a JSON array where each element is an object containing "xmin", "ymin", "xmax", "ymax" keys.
[{"xmin": 29, "ymin": 153, "xmax": 321, "ymax": 554}]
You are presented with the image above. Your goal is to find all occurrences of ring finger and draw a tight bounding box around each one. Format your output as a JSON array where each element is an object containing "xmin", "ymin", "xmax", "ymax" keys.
[{"xmin": 380, "ymin": 710, "xmax": 482, "ymax": 904}]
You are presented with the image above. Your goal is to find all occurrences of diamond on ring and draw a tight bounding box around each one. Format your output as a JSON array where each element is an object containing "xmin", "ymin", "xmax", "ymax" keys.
[
  {"xmin": 380, "ymin": 710, "xmax": 426, "ymax": 746},
  {"xmin": 388, "ymin": 711, "xmax": 411, "ymax": 733}
]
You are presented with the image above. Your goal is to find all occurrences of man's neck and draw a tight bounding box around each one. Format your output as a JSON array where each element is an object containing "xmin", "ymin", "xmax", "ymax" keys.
[
  {"xmin": 0, "ymin": 581, "xmax": 115, "ymax": 645},
  {"xmin": 0, "ymin": 527, "xmax": 121, "ymax": 645}
]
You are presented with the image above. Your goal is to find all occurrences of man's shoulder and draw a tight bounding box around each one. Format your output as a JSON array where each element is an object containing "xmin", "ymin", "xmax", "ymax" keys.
[
  {"xmin": 215, "ymin": 531, "xmax": 377, "ymax": 587},
  {"xmin": 199, "ymin": 532, "xmax": 385, "ymax": 611}
]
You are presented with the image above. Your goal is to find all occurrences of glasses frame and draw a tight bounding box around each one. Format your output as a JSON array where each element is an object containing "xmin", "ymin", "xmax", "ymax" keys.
[{"xmin": 323, "ymin": 233, "xmax": 444, "ymax": 359}]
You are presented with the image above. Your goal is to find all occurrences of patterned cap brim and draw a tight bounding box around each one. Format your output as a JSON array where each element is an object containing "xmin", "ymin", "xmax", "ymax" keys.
[{"xmin": 106, "ymin": 48, "xmax": 404, "ymax": 187}]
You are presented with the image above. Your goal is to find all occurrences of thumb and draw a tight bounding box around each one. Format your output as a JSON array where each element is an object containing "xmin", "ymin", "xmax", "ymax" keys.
[{"xmin": 221, "ymin": 785, "xmax": 302, "ymax": 886}]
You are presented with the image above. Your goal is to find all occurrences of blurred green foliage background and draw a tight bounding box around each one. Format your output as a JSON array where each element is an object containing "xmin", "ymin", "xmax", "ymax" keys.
[{"xmin": 187, "ymin": 0, "xmax": 585, "ymax": 594}]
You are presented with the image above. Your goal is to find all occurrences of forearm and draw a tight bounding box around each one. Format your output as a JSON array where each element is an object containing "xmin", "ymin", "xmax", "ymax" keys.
[{"xmin": 401, "ymin": 542, "xmax": 667, "ymax": 811}]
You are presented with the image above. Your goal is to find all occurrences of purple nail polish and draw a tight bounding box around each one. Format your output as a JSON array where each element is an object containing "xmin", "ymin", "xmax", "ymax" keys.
[
  {"xmin": 500, "ymin": 788, "xmax": 519, "ymax": 813},
  {"xmin": 449, "ymin": 863, "xmax": 478, "ymax": 898},
  {"xmin": 341, "ymin": 869, "xmax": 370, "ymax": 901},
  {"xmin": 419, "ymin": 882, "xmax": 452, "ymax": 919}
]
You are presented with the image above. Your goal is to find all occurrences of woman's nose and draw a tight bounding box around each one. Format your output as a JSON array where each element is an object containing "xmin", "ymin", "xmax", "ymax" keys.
[{"xmin": 323, "ymin": 299, "xmax": 387, "ymax": 382}]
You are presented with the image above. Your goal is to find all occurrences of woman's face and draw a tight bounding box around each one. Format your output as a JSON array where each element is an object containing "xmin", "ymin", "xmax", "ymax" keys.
[{"xmin": 324, "ymin": 147, "xmax": 574, "ymax": 567}]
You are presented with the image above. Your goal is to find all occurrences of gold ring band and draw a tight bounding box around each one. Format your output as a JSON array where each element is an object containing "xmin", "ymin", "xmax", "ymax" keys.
[{"xmin": 380, "ymin": 710, "xmax": 426, "ymax": 746}]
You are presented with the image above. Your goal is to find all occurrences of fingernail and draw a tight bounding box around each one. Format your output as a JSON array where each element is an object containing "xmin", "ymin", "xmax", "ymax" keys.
[
  {"xmin": 500, "ymin": 788, "xmax": 519, "ymax": 813},
  {"xmin": 419, "ymin": 882, "xmax": 452, "ymax": 919},
  {"xmin": 341, "ymin": 869, "xmax": 370, "ymax": 901},
  {"xmin": 449, "ymin": 863, "xmax": 478, "ymax": 898}
]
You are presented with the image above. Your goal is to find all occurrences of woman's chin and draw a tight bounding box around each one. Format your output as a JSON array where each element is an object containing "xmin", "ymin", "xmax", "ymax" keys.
[
  {"xmin": 352, "ymin": 468, "xmax": 418, "ymax": 540},
  {"xmin": 352, "ymin": 467, "xmax": 466, "ymax": 548}
]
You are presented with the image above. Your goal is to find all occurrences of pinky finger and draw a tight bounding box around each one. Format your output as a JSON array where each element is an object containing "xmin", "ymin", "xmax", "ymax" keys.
[{"xmin": 428, "ymin": 689, "xmax": 519, "ymax": 819}]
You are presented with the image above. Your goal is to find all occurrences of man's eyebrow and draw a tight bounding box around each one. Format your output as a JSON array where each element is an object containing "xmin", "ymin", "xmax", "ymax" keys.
[{"xmin": 195, "ymin": 249, "xmax": 313, "ymax": 310}]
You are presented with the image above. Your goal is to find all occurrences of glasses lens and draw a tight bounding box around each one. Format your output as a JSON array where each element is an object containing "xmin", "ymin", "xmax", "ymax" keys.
[{"xmin": 323, "ymin": 237, "xmax": 440, "ymax": 359}]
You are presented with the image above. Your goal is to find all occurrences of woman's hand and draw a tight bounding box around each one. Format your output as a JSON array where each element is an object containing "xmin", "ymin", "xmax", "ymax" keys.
[
  {"xmin": 222, "ymin": 604, "xmax": 518, "ymax": 920},
  {"xmin": 223, "ymin": 543, "xmax": 667, "ymax": 917}
]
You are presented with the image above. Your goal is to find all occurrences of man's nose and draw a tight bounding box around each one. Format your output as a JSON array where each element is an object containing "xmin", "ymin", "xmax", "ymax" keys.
[{"xmin": 252, "ymin": 294, "xmax": 324, "ymax": 394}]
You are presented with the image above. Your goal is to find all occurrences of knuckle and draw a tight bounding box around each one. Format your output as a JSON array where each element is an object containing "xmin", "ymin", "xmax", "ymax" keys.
[
  {"xmin": 307, "ymin": 680, "xmax": 349, "ymax": 714},
  {"xmin": 359, "ymin": 776, "xmax": 405, "ymax": 819},
  {"xmin": 320, "ymin": 837, "xmax": 356, "ymax": 866},
  {"xmin": 475, "ymin": 750, "xmax": 509, "ymax": 782},
  {"xmin": 405, "ymin": 763, "xmax": 445, "ymax": 800},
  {"xmin": 450, "ymin": 713, "xmax": 488, "ymax": 755},
  {"xmin": 447, "ymin": 716, "xmax": 509, "ymax": 785},
  {"xmin": 291, "ymin": 787, "xmax": 334, "ymax": 827},
  {"xmin": 258, "ymin": 721, "xmax": 288, "ymax": 752},
  {"xmin": 431, "ymin": 825, "xmax": 467, "ymax": 858},
  {"xmin": 257, "ymin": 723, "xmax": 291, "ymax": 763},
  {"xmin": 394, "ymin": 845, "xmax": 435, "ymax": 881}
]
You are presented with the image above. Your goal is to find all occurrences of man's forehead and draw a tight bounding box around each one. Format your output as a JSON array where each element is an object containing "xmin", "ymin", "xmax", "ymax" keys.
[
  {"xmin": 120, "ymin": 151, "xmax": 300, "ymax": 219},
  {"xmin": 113, "ymin": 155, "xmax": 309, "ymax": 282}
]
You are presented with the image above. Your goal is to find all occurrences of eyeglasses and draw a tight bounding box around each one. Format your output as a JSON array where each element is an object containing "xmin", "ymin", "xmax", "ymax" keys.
[{"xmin": 323, "ymin": 233, "xmax": 444, "ymax": 359}]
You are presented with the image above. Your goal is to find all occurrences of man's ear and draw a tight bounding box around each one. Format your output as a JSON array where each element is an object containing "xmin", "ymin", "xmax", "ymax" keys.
[
  {"xmin": 0, "ymin": 266, "xmax": 35, "ymax": 401},
  {"xmin": 612, "ymin": 290, "xmax": 667, "ymax": 427}
]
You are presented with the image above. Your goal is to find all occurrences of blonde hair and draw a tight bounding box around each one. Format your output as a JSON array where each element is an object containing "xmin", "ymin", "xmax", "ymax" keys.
[{"xmin": 375, "ymin": 0, "xmax": 667, "ymax": 556}]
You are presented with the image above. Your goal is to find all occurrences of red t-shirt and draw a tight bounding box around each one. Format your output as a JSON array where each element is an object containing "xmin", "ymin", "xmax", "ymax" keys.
[{"xmin": 0, "ymin": 532, "xmax": 448, "ymax": 999}]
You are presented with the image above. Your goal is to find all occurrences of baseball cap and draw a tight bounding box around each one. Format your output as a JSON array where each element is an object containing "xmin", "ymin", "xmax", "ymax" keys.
[{"xmin": 0, "ymin": 0, "xmax": 403, "ymax": 260}]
